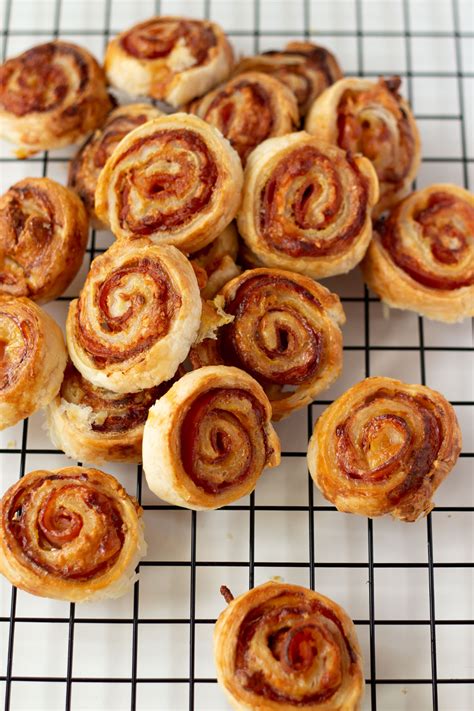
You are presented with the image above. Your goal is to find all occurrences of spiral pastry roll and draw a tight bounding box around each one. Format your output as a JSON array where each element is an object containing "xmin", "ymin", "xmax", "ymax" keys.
[
  {"xmin": 143, "ymin": 366, "xmax": 280, "ymax": 510},
  {"xmin": 0, "ymin": 178, "xmax": 88, "ymax": 303},
  {"xmin": 308, "ymin": 377, "xmax": 462, "ymax": 522},
  {"xmin": 234, "ymin": 42, "xmax": 343, "ymax": 118},
  {"xmin": 0, "ymin": 296, "xmax": 67, "ymax": 430},
  {"xmin": 95, "ymin": 114, "xmax": 243, "ymax": 253},
  {"xmin": 188, "ymin": 71, "xmax": 298, "ymax": 164},
  {"xmin": 66, "ymin": 239, "xmax": 201, "ymax": 393},
  {"xmin": 190, "ymin": 269, "xmax": 345, "ymax": 420},
  {"xmin": 305, "ymin": 77, "xmax": 421, "ymax": 215},
  {"xmin": 214, "ymin": 581, "xmax": 364, "ymax": 711},
  {"xmin": 105, "ymin": 16, "xmax": 233, "ymax": 107},
  {"xmin": 0, "ymin": 41, "xmax": 112, "ymax": 156},
  {"xmin": 0, "ymin": 467, "xmax": 146, "ymax": 601},
  {"xmin": 68, "ymin": 103, "xmax": 163, "ymax": 227},
  {"xmin": 237, "ymin": 133, "xmax": 378, "ymax": 279},
  {"xmin": 362, "ymin": 184, "xmax": 474, "ymax": 323},
  {"xmin": 191, "ymin": 223, "xmax": 241, "ymax": 299}
]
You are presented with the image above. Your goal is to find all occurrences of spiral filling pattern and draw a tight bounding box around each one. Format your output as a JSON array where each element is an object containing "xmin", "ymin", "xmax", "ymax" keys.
[
  {"xmin": 121, "ymin": 17, "xmax": 217, "ymax": 63},
  {"xmin": 0, "ymin": 303, "xmax": 38, "ymax": 391}
]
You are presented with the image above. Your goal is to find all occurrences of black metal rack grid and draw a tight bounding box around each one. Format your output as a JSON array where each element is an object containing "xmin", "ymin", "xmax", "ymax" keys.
[{"xmin": 0, "ymin": 1, "xmax": 472, "ymax": 710}]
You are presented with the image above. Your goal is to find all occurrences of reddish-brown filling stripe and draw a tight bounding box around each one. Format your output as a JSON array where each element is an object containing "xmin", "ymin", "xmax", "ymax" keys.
[
  {"xmin": 76, "ymin": 257, "xmax": 180, "ymax": 367},
  {"xmin": 259, "ymin": 146, "xmax": 368, "ymax": 257},
  {"xmin": 121, "ymin": 18, "xmax": 216, "ymax": 62},
  {"xmin": 0, "ymin": 310, "xmax": 36, "ymax": 390},
  {"xmin": 335, "ymin": 389, "xmax": 442, "ymax": 505},
  {"xmin": 3, "ymin": 472, "xmax": 125, "ymax": 581},
  {"xmin": 116, "ymin": 129, "xmax": 218, "ymax": 235},
  {"xmin": 379, "ymin": 191, "xmax": 474, "ymax": 290},
  {"xmin": 234, "ymin": 591, "xmax": 358, "ymax": 703},
  {"xmin": 0, "ymin": 43, "xmax": 89, "ymax": 116}
]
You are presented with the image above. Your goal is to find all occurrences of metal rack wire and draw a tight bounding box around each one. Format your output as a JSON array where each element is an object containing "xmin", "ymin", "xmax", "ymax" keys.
[{"xmin": 0, "ymin": 1, "xmax": 473, "ymax": 710}]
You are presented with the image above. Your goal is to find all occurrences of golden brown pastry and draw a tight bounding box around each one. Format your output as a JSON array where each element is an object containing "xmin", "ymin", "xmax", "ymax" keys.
[
  {"xmin": 0, "ymin": 41, "xmax": 112, "ymax": 156},
  {"xmin": 68, "ymin": 103, "xmax": 163, "ymax": 227},
  {"xmin": 234, "ymin": 41, "xmax": 343, "ymax": 117},
  {"xmin": 362, "ymin": 184, "xmax": 474, "ymax": 323},
  {"xmin": 46, "ymin": 362, "xmax": 175, "ymax": 464},
  {"xmin": 190, "ymin": 269, "xmax": 345, "ymax": 420},
  {"xmin": 0, "ymin": 295, "xmax": 67, "ymax": 430},
  {"xmin": 308, "ymin": 377, "xmax": 462, "ymax": 522},
  {"xmin": 214, "ymin": 580, "xmax": 364, "ymax": 710},
  {"xmin": 66, "ymin": 239, "xmax": 201, "ymax": 393},
  {"xmin": 237, "ymin": 132, "xmax": 378, "ymax": 279},
  {"xmin": 190, "ymin": 223, "xmax": 241, "ymax": 299},
  {"xmin": 105, "ymin": 16, "xmax": 234, "ymax": 107},
  {"xmin": 187, "ymin": 71, "xmax": 298, "ymax": 164},
  {"xmin": 0, "ymin": 467, "xmax": 146, "ymax": 601},
  {"xmin": 305, "ymin": 76, "xmax": 421, "ymax": 216},
  {"xmin": 95, "ymin": 113, "xmax": 243, "ymax": 253},
  {"xmin": 143, "ymin": 365, "xmax": 280, "ymax": 510},
  {"xmin": 0, "ymin": 178, "xmax": 88, "ymax": 303}
]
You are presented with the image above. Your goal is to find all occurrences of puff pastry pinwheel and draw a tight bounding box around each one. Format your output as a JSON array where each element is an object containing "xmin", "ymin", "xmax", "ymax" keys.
[
  {"xmin": 234, "ymin": 41, "xmax": 343, "ymax": 118},
  {"xmin": 0, "ymin": 295, "xmax": 67, "ymax": 430},
  {"xmin": 68, "ymin": 103, "xmax": 163, "ymax": 227},
  {"xmin": 66, "ymin": 239, "xmax": 201, "ymax": 393},
  {"xmin": 143, "ymin": 366, "xmax": 280, "ymax": 510},
  {"xmin": 187, "ymin": 71, "xmax": 298, "ymax": 164},
  {"xmin": 0, "ymin": 178, "xmax": 88, "ymax": 303},
  {"xmin": 214, "ymin": 580, "xmax": 364, "ymax": 711},
  {"xmin": 305, "ymin": 76, "xmax": 421, "ymax": 216},
  {"xmin": 0, "ymin": 41, "xmax": 112, "ymax": 156},
  {"xmin": 104, "ymin": 16, "xmax": 234, "ymax": 107},
  {"xmin": 0, "ymin": 467, "xmax": 146, "ymax": 601},
  {"xmin": 362, "ymin": 184, "xmax": 474, "ymax": 323},
  {"xmin": 190, "ymin": 269, "xmax": 345, "ymax": 420},
  {"xmin": 237, "ymin": 132, "xmax": 378, "ymax": 279},
  {"xmin": 191, "ymin": 223, "xmax": 241, "ymax": 299},
  {"xmin": 95, "ymin": 113, "xmax": 243, "ymax": 253},
  {"xmin": 308, "ymin": 377, "xmax": 462, "ymax": 522}
]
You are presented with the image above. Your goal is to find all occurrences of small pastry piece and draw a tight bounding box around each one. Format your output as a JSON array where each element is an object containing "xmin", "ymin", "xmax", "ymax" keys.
[
  {"xmin": 105, "ymin": 16, "xmax": 234, "ymax": 107},
  {"xmin": 191, "ymin": 223, "xmax": 241, "ymax": 299},
  {"xmin": 234, "ymin": 41, "xmax": 343, "ymax": 117},
  {"xmin": 95, "ymin": 113, "xmax": 243, "ymax": 253},
  {"xmin": 66, "ymin": 239, "xmax": 201, "ymax": 393},
  {"xmin": 0, "ymin": 41, "xmax": 112, "ymax": 156},
  {"xmin": 308, "ymin": 377, "xmax": 462, "ymax": 522},
  {"xmin": 214, "ymin": 581, "xmax": 364, "ymax": 710},
  {"xmin": 46, "ymin": 362, "xmax": 174, "ymax": 464},
  {"xmin": 143, "ymin": 366, "xmax": 280, "ymax": 510},
  {"xmin": 305, "ymin": 76, "xmax": 421, "ymax": 215},
  {"xmin": 190, "ymin": 269, "xmax": 345, "ymax": 420},
  {"xmin": 68, "ymin": 103, "xmax": 163, "ymax": 227},
  {"xmin": 237, "ymin": 132, "xmax": 378, "ymax": 279},
  {"xmin": 362, "ymin": 184, "xmax": 474, "ymax": 323},
  {"xmin": 0, "ymin": 467, "xmax": 146, "ymax": 601},
  {"xmin": 0, "ymin": 295, "xmax": 67, "ymax": 430},
  {"xmin": 187, "ymin": 71, "xmax": 298, "ymax": 164},
  {"xmin": 0, "ymin": 178, "xmax": 88, "ymax": 303}
]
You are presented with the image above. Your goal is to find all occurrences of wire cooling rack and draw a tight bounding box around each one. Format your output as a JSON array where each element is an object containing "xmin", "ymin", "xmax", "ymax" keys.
[{"xmin": 0, "ymin": 1, "xmax": 473, "ymax": 710}]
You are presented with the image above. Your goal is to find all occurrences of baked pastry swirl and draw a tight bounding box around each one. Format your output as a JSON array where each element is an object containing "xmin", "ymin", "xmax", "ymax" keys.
[
  {"xmin": 143, "ymin": 366, "xmax": 280, "ymax": 510},
  {"xmin": 214, "ymin": 580, "xmax": 364, "ymax": 710},
  {"xmin": 305, "ymin": 76, "xmax": 421, "ymax": 215},
  {"xmin": 187, "ymin": 71, "xmax": 299, "ymax": 164},
  {"xmin": 68, "ymin": 103, "xmax": 163, "ymax": 227},
  {"xmin": 95, "ymin": 113, "xmax": 243, "ymax": 253},
  {"xmin": 237, "ymin": 132, "xmax": 378, "ymax": 279},
  {"xmin": 0, "ymin": 41, "xmax": 112, "ymax": 156},
  {"xmin": 190, "ymin": 269, "xmax": 345, "ymax": 420},
  {"xmin": 0, "ymin": 295, "xmax": 67, "ymax": 430},
  {"xmin": 234, "ymin": 42, "xmax": 343, "ymax": 117},
  {"xmin": 362, "ymin": 184, "xmax": 474, "ymax": 322},
  {"xmin": 105, "ymin": 16, "xmax": 234, "ymax": 106},
  {"xmin": 0, "ymin": 178, "xmax": 88, "ymax": 303},
  {"xmin": 308, "ymin": 377, "xmax": 462, "ymax": 522},
  {"xmin": 66, "ymin": 239, "xmax": 201, "ymax": 393},
  {"xmin": 191, "ymin": 223, "xmax": 241, "ymax": 299},
  {"xmin": 0, "ymin": 467, "xmax": 146, "ymax": 601}
]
